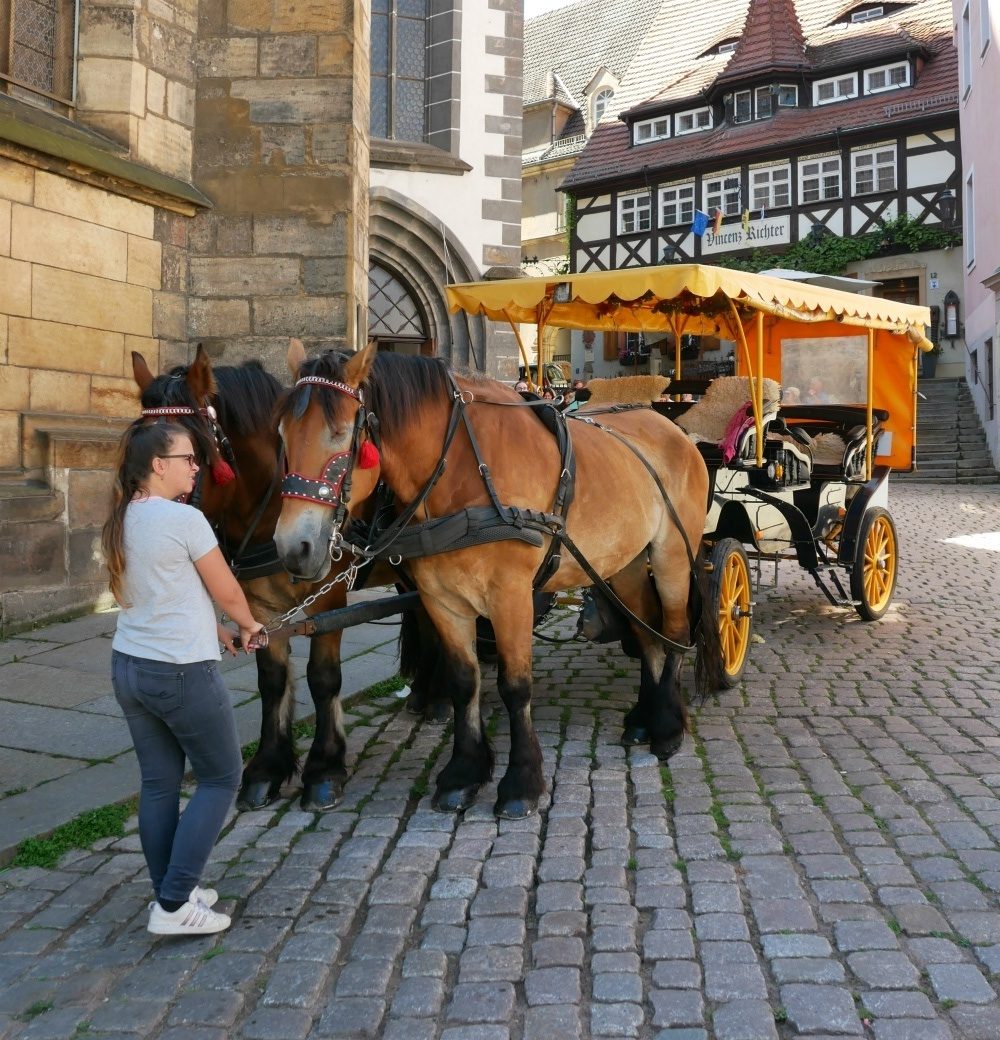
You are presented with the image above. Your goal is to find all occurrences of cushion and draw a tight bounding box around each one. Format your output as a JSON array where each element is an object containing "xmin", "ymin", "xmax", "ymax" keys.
[
  {"xmin": 676, "ymin": 376, "xmax": 781, "ymax": 444},
  {"xmin": 811, "ymin": 432, "xmax": 848, "ymax": 466},
  {"xmin": 584, "ymin": 374, "xmax": 670, "ymax": 405}
]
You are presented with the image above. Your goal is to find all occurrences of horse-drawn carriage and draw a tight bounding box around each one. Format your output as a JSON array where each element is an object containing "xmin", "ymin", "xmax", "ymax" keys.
[{"xmin": 445, "ymin": 263, "xmax": 932, "ymax": 688}]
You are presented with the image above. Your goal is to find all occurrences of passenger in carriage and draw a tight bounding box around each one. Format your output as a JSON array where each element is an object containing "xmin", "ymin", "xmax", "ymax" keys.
[
  {"xmin": 805, "ymin": 377, "xmax": 829, "ymax": 404},
  {"xmin": 782, "ymin": 386, "xmax": 801, "ymax": 406},
  {"xmin": 102, "ymin": 421, "xmax": 267, "ymax": 938}
]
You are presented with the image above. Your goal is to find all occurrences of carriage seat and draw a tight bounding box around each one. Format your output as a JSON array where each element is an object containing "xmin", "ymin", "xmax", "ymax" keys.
[
  {"xmin": 674, "ymin": 376, "xmax": 781, "ymax": 465},
  {"xmin": 778, "ymin": 405, "xmax": 888, "ymax": 481}
]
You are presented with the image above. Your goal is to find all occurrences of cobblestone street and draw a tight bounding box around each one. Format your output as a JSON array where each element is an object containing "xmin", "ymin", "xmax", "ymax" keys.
[{"xmin": 3, "ymin": 482, "xmax": 1000, "ymax": 1039}]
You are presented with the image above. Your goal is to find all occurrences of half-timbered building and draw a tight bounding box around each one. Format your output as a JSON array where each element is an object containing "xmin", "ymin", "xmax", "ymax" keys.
[{"xmin": 561, "ymin": 0, "xmax": 963, "ymax": 380}]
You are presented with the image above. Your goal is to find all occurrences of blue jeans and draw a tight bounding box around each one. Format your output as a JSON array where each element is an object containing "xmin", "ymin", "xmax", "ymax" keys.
[{"xmin": 112, "ymin": 650, "xmax": 242, "ymax": 905}]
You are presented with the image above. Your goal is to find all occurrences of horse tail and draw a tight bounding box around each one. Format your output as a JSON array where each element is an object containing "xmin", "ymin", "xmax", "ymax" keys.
[{"xmin": 693, "ymin": 548, "xmax": 724, "ymax": 698}]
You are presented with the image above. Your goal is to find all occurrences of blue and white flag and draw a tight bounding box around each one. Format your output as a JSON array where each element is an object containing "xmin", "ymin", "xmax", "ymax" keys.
[{"xmin": 691, "ymin": 210, "xmax": 710, "ymax": 236}]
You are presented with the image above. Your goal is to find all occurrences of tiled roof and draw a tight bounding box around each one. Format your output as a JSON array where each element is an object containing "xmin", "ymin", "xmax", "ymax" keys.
[
  {"xmin": 523, "ymin": 0, "xmax": 663, "ymax": 109},
  {"xmin": 714, "ymin": 0, "xmax": 809, "ymax": 86},
  {"xmin": 563, "ymin": 0, "xmax": 955, "ymax": 191}
]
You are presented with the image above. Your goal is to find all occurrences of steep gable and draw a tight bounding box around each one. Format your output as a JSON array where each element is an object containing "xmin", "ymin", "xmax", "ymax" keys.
[{"xmin": 713, "ymin": 0, "xmax": 809, "ymax": 88}]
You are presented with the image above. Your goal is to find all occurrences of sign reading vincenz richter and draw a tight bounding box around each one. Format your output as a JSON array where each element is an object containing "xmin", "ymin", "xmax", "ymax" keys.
[{"xmin": 701, "ymin": 215, "xmax": 790, "ymax": 256}]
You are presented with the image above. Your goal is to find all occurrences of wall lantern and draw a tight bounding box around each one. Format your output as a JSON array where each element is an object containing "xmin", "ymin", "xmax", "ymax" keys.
[
  {"xmin": 661, "ymin": 243, "xmax": 677, "ymax": 263},
  {"xmin": 937, "ymin": 189, "xmax": 956, "ymax": 228},
  {"xmin": 809, "ymin": 222, "xmax": 830, "ymax": 245},
  {"xmin": 943, "ymin": 289, "xmax": 960, "ymax": 340}
]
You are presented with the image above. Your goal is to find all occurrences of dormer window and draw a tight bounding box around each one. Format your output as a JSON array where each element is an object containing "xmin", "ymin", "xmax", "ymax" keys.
[
  {"xmin": 717, "ymin": 41, "xmax": 739, "ymax": 54},
  {"xmin": 813, "ymin": 73, "xmax": 858, "ymax": 104},
  {"xmin": 675, "ymin": 107, "xmax": 712, "ymax": 135},
  {"xmin": 851, "ymin": 5, "xmax": 884, "ymax": 21},
  {"xmin": 755, "ymin": 86, "xmax": 774, "ymax": 118},
  {"xmin": 594, "ymin": 88, "xmax": 614, "ymax": 123},
  {"xmin": 633, "ymin": 116, "xmax": 670, "ymax": 144},
  {"xmin": 778, "ymin": 84, "xmax": 799, "ymax": 106},
  {"xmin": 733, "ymin": 90, "xmax": 752, "ymax": 123},
  {"xmin": 864, "ymin": 61, "xmax": 909, "ymax": 93}
]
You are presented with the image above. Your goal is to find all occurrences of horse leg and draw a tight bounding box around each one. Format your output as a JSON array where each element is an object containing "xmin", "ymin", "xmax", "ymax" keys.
[
  {"xmin": 299, "ymin": 630, "xmax": 347, "ymax": 811},
  {"xmin": 424, "ymin": 610, "xmax": 493, "ymax": 813},
  {"xmin": 237, "ymin": 638, "xmax": 296, "ymax": 810},
  {"xmin": 400, "ymin": 606, "xmax": 450, "ymax": 724},
  {"xmin": 490, "ymin": 594, "xmax": 545, "ymax": 819}
]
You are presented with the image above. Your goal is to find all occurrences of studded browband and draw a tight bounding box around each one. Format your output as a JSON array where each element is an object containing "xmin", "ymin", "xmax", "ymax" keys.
[{"xmin": 294, "ymin": 375, "xmax": 363, "ymax": 403}]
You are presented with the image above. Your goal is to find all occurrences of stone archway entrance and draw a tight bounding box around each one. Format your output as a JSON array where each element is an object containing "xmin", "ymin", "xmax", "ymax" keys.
[{"xmin": 367, "ymin": 262, "xmax": 434, "ymax": 356}]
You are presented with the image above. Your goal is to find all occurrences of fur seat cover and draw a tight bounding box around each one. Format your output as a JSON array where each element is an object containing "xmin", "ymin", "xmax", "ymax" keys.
[
  {"xmin": 676, "ymin": 376, "xmax": 781, "ymax": 444},
  {"xmin": 583, "ymin": 375, "xmax": 670, "ymax": 405}
]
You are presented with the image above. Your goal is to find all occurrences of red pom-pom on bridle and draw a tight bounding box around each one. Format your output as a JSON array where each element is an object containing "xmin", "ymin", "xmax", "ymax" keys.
[
  {"xmin": 211, "ymin": 458, "xmax": 236, "ymax": 485},
  {"xmin": 358, "ymin": 439, "xmax": 380, "ymax": 469}
]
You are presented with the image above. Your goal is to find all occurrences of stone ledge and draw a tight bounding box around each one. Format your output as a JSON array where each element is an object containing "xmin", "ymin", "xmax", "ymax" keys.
[
  {"xmin": 22, "ymin": 412, "xmax": 131, "ymax": 480},
  {"xmin": 370, "ymin": 138, "xmax": 472, "ymax": 175}
]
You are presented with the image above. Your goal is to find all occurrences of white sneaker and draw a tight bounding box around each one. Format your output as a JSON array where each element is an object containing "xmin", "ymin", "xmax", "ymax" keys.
[
  {"xmin": 148, "ymin": 900, "xmax": 231, "ymax": 936},
  {"xmin": 190, "ymin": 886, "xmax": 218, "ymax": 908}
]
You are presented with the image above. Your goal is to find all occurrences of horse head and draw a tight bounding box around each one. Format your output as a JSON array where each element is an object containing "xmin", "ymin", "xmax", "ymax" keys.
[{"xmin": 275, "ymin": 339, "xmax": 383, "ymax": 582}]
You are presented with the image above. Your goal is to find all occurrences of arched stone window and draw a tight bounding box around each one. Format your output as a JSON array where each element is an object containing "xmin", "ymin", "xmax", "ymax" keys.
[{"xmin": 368, "ymin": 262, "xmax": 431, "ymax": 353}]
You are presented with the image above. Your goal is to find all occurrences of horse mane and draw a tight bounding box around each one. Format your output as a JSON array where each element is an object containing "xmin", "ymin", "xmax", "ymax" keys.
[
  {"xmin": 212, "ymin": 362, "xmax": 283, "ymax": 437},
  {"xmin": 281, "ymin": 350, "xmax": 483, "ymax": 441}
]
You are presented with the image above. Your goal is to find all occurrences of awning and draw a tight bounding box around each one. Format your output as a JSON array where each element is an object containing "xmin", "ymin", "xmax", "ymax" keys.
[
  {"xmin": 758, "ymin": 268, "xmax": 881, "ymax": 292},
  {"xmin": 446, "ymin": 264, "xmax": 932, "ymax": 350}
]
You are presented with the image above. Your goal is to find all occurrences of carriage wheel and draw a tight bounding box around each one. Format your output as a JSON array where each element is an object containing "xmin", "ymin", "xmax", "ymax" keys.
[
  {"xmin": 709, "ymin": 538, "xmax": 753, "ymax": 688},
  {"xmin": 850, "ymin": 506, "xmax": 898, "ymax": 621}
]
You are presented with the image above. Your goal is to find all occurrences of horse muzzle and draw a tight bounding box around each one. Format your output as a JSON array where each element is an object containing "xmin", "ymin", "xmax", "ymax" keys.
[{"xmin": 274, "ymin": 511, "xmax": 334, "ymax": 583}]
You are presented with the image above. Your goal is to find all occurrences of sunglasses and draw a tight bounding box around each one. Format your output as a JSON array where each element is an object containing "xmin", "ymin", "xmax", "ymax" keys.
[{"xmin": 159, "ymin": 453, "xmax": 199, "ymax": 467}]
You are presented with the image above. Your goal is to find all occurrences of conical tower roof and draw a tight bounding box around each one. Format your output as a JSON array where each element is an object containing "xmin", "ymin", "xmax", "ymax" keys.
[{"xmin": 713, "ymin": 0, "xmax": 809, "ymax": 88}]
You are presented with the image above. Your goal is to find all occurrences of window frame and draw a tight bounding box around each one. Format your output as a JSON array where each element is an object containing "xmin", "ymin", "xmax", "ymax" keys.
[
  {"xmin": 851, "ymin": 142, "xmax": 897, "ymax": 196},
  {"xmin": 813, "ymin": 72, "xmax": 859, "ymax": 105},
  {"xmin": 675, "ymin": 107, "xmax": 712, "ymax": 135},
  {"xmin": 981, "ymin": 0, "xmax": 992, "ymax": 55},
  {"xmin": 594, "ymin": 87, "xmax": 614, "ymax": 124},
  {"xmin": 733, "ymin": 90, "xmax": 752, "ymax": 123},
  {"xmin": 633, "ymin": 116, "xmax": 670, "ymax": 144},
  {"xmin": 850, "ymin": 5, "xmax": 884, "ymax": 22},
  {"xmin": 965, "ymin": 167, "xmax": 975, "ymax": 269},
  {"xmin": 864, "ymin": 61, "xmax": 910, "ymax": 94},
  {"xmin": 755, "ymin": 85, "xmax": 774, "ymax": 119},
  {"xmin": 750, "ymin": 162, "xmax": 791, "ymax": 210},
  {"xmin": 704, "ymin": 170, "xmax": 741, "ymax": 217},
  {"xmin": 659, "ymin": 181, "xmax": 695, "ymax": 227},
  {"xmin": 777, "ymin": 84, "xmax": 798, "ymax": 107},
  {"xmin": 961, "ymin": 2, "xmax": 973, "ymax": 98},
  {"xmin": 0, "ymin": 0, "xmax": 79, "ymax": 109},
  {"xmin": 618, "ymin": 190, "xmax": 652, "ymax": 235},
  {"xmin": 799, "ymin": 154, "xmax": 842, "ymax": 204}
]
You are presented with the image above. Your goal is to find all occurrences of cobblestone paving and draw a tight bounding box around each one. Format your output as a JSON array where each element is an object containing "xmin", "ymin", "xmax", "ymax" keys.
[{"xmin": 3, "ymin": 483, "xmax": 1000, "ymax": 1039}]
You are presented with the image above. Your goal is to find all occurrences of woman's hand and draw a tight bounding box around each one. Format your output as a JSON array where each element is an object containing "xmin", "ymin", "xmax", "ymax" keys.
[
  {"xmin": 217, "ymin": 622, "xmax": 240, "ymax": 657},
  {"xmin": 239, "ymin": 621, "xmax": 268, "ymax": 654}
]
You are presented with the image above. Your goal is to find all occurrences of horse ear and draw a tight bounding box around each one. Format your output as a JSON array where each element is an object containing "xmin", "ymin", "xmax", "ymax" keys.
[
  {"xmin": 287, "ymin": 337, "xmax": 307, "ymax": 379},
  {"xmin": 188, "ymin": 343, "xmax": 216, "ymax": 400},
  {"xmin": 131, "ymin": 351, "xmax": 154, "ymax": 392},
  {"xmin": 343, "ymin": 339, "xmax": 378, "ymax": 389}
]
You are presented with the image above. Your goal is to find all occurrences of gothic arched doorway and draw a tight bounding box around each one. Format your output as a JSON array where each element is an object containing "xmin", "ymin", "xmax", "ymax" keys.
[{"xmin": 367, "ymin": 262, "xmax": 434, "ymax": 355}]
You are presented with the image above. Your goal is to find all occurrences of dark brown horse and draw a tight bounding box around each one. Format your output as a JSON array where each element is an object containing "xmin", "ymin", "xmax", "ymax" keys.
[
  {"xmin": 132, "ymin": 345, "xmax": 440, "ymax": 811},
  {"xmin": 274, "ymin": 340, "xmax": 722, "ymax": 818}
]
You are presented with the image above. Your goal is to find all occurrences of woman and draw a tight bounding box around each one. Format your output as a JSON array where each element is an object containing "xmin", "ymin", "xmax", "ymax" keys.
[{"xmin": 102, "ymin": 421, "xmax": 266, "ymax": 936}]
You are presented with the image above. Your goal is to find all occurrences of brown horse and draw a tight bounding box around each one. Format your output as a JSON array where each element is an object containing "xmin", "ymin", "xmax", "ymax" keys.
[
  {"xmin": 132, "ymin": 345, "xmax": 440, "ymax": 812},
  {"xmin": 274, "ymin": 340, "xmax": 722, "ymax": 818}
]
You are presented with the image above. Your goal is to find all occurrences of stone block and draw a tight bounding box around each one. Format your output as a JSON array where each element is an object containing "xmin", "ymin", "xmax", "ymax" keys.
[
  {"xmin": 77, "ymin": 6, "xmax": 137, "ymax": 59},
  {"xmin": 190, "ymin": 257, "xmax": 300, "ymax": 296},
  {"xmin": 0, "ymin": 158, "xmax": 34, "ymax": 204},
  {"xmin": 146, "ymin": 69, "xmax": 166, "ymax": 114},
  {"xmin": 33, "ymin": 172, "xmax": 153, "ymax": 237},
  {"xmin": 312, "ymin": 123, "xmax": 349, "ymax": 163},
  {"xmin": 29, "ymin": 370, "xmax": 91, "ymax": 413},
  {"xmin": 77, "ymin": 57, "xmax": 140, "ymax": 114},
  {"xmin": 68, "ymin": 527, "xmax": 106, "ymax": 583},
  {"xmin": 124, "ymin": 335, "xmax": 159, "ymax": 373},
  {"xmin": 49, "ymin": 433, "xmax": 122, "ymax": 469},
  {"xmin": 91, "ymin": 375, "xmax": 140, "ymax": 418},
  {"xmin": 33, "ymin": 268, "xmax": 153, "ymax": 338},
  {"xmin": 0, "ymin": 313, "xmax": 7, "ymax": 362},
  {"xmin": 254, "ymin": 214, "xmax": 344, "ymax": 256},
  {"xmin": 261, "ymin": 125, "xmax": 306, "ymax": 165},
  {"xmin": 0, "ymin": 198, "xmax": 10, "ymax": 255},
  {"xmin": 0, "ymin": 256, "xmax": 31, "ymax": 317},
  {"xmin": 9, "ymin": 318, "xmax": 125, "ymax": 377},
  {"xmin": 0, "ymin": 366, "xmax": 28, "ymax": 410},
  {"xmin": 11, "ymin": 204, "xmax": 128, "ymax": 282},
  {"xmin": 189, "ymin": 298, "xmax": 251, "ymax": 337},
  {"xmin": 137, "ymin": 113, "xmax": 193, "ymax": 181},
  {"xmin": 167, "ymin": 80, "xmax": 196, "ymax": 125},
  {"xmin": 230, "ymin": 78, "xmax": 352, "ymax": 124},
  {"xmin": 317, "ymin": 36, "xmax": 352, "ymax": 75},
  {"xmin": 197, "ymin": 37, "xmax": 258, "ymax": 78},
  {"xmin": 0, "ymin": 412, "xmax": 18, "ymax": 467},
  {"xmin": 0, "ymin": 521, "xmax": 64, "ymax": 589},
  {"xmin": 127, "ymin": 236, "xmax": 162, "ymax": 289},
  {"xmin": 152, "ymin": 292, "xmax": 187, "ymax": 339},
  {"xmin": 273, "ymin": 0, "xmax": 350, "ymax": 33},
  {"xmin": 261, "ymin": 37, "xmax": 317, "ymax": 77},
  {"xmin": 253, "ymin": 296, "xmax": 344, "ymax": 337}
]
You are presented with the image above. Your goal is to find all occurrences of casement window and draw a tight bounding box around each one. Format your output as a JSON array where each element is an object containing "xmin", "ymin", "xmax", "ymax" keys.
[
  {"xmin": 717, "ymin": 41, "xmax": 738, "ymax": 54},
  {"xmin": 751, "ymin": 163, "xmax": 791, "ymax": 209},
  {"xmin": 800, "ymin": 155, "xmax": 842, "ymax": 203},
  {"xmin": 733, "ymin": 90, "xmax": 752, "ymax": 123},
  {"xmin": 813, "ymin": 73, "xmax": 858, "ymax": 105},
  {"xmin": 865, "ymin": 62, "xmax": 909, "ymax": 93},
  {"xmin": 851, "ymin": 5, "xmax": 884, "ymax": 21},
  {"xmin": 777, "ymin": 84, "xmax": 798, "ymax": 107},
  {"xmin": 618, "ymin": 191, "xmax": 651, "ymax": 234},
  {"xmin": 961, "ymin": 3, "xmax": 973, "ymax": 96},
  {"xmin": 594, "ymin": 88, "xmax": 614, "ymax": 123},
  {"xmin": 634, "ymin": 116, "xmax": 670, "ymax": 144},
  {"xmin": 659, "ymin": 182, "xmax": 695, "ymax": 227},
  {"xmin": 755, "ymin": 86, "xmax": 774, "ymax": 119},
  {"xmin": 852, "ymin": 143, "xmax": 896, "ymax": 195},
  {"xmin": 675, "ymin": 107, "xmax": 712, "ymax": 135},
  {"xmin": 0, "ymin": 0, "xmax": 77, "ymax": 108},
  {"xmin": 705, "ymin": 171, "xmax": 741, "ymax": 216}
]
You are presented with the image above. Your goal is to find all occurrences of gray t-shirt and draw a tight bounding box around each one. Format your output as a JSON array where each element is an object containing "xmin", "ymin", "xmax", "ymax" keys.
[{"xmin": 112, "ymin": 497, "xmax": 221, "ymax": 664}]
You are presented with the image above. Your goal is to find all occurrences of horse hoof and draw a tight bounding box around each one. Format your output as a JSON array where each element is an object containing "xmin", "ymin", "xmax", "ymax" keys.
[
  {"xmin": 621, "ymin": 725, "xmax": 649, "ymax": 746},
  {"xmin": 300, "ymin": 780, "xmax": 343, "ymax": 812},
  {"xmin": 424, "ymin": 701, "xmax": 450, "ymax": 725},
  {"xmin": 404, "ymin": 691, "xmax": 425, "ymax": 715},
  {"xmin": 650, "ymin": 733, "xmax": 684, "ymax": 761},
  {"xmin": 432, "ymin": 785, "xmax": 479, "ymax": 813},
  {"xmin": 494, "ymin": 797, "xmax": 538, "ymax": 820},
  {"xmin": 236, "ymin": 780, "xmax": 280, "ymax": 811}
]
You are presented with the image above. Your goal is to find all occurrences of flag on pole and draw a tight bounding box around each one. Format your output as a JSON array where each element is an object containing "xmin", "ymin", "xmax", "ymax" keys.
[
  {"xmin": 713, "ymin": 208, "xmax": 724, "ymax": 235},
  {"xmin": 742, "ymin": 209, "xmax": 751, "ymax": 234},
  {"xmin": 691, "ymin": 210, "xmax": 710, "ymax": 236}
]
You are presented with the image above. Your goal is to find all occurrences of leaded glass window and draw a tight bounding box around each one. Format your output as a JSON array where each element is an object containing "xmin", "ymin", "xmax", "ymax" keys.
[
  {"xmin": 368, "ymin": 263, "xmax": 427, "ymax": 339},
  {"xmin": 0, "ymin": 0, "xmax": 77, "ymax": 107},
  {"xmin": 370, "ymin": 0, "xmax": 427, "ymax": 143}
]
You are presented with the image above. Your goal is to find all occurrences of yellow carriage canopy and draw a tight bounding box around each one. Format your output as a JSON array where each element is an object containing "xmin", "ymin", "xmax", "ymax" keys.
[{"xmin": 446, "ymin": 264, "xmax": 932, "ymax": 472}]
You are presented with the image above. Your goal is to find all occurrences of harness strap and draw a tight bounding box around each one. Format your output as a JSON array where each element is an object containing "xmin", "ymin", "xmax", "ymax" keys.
[{"xmin": 222, "ymin": 443, "xmax": 285, "ymax": 573}]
